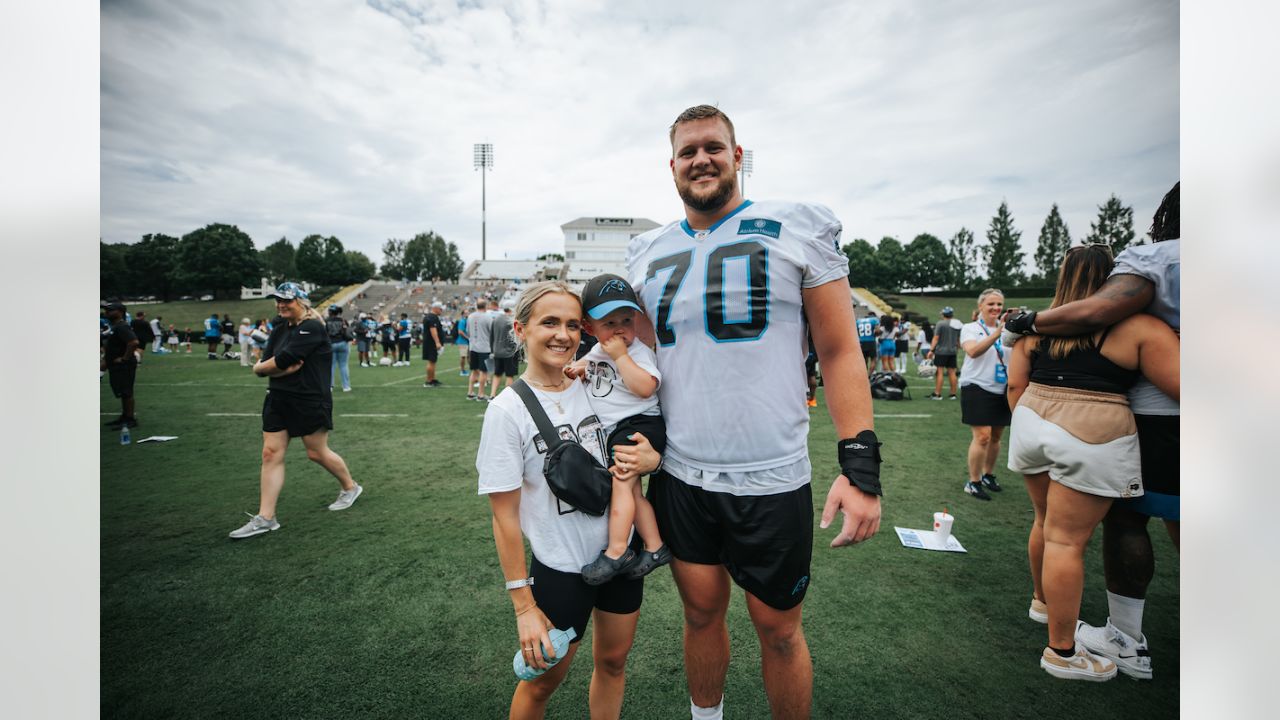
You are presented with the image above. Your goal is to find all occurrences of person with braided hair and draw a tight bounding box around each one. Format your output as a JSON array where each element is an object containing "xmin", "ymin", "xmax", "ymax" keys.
[{"xmin": 1002, "ymin": 181, "xmax": 1180, "ymax": 680}]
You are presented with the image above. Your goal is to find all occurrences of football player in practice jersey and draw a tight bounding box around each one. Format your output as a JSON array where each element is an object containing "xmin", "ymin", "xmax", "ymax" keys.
[{"xmin": 615, "ymin": 105, "xmax": 882, "ymax": 720}]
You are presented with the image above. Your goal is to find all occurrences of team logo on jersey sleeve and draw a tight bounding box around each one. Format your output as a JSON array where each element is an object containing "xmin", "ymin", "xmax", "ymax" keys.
[{"xmin": 737, "ymin": 218, "xmax": 781, "ymax": 239}]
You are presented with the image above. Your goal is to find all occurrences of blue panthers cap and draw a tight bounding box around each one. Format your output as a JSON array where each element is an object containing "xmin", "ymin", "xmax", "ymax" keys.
[
  {"xmin": 267, "ymin": 282, "xmax": 309, "ymax": 302},
  {"xmin": 582, "ymin": 274, "xmax": 641, "ymax": 320},
  {"xmin": 941, "ymin": 306, "xmax": 954, "ymax": 317}
]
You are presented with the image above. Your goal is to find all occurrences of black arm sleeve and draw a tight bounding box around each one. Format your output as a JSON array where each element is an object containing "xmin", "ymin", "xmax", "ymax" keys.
[{"xmin": 273, "ymin": 319, "xmax": 327, "ymax": 368}]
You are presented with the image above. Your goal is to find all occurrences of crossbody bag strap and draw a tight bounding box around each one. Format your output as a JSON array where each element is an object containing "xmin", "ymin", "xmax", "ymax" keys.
[{"xmin": 512, "ymin": 380, "xmax": 564, "ymax": 452}]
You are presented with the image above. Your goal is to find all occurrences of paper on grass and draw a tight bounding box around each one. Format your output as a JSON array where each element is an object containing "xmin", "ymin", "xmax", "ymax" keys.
[
  {"xmin": 136, "ymin": 436, "xmax": 179, "ymax": 443},
  {"xmin": 894, "ymin": 526, "xmax": 967, "ymax": 553}
]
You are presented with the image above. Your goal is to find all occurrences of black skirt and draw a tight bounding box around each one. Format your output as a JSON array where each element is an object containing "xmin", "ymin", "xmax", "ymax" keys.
[{"xmin": 960, "ymin": 384, "xmax": 1011, "ymax": 427}]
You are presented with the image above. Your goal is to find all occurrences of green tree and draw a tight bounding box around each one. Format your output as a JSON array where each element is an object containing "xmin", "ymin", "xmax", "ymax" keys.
[
  {"xmin": 842, "ymin": 238, "xmax": 879, "ymax": 288},
  {"xmin": 946, "ymin": 227, "xmax": 978, "ymax": 289},
  {"xmin": 100, "ymin": 241, "xmax": 132, "ymax": 298},
  {"xmin": 537, "ymin": 253, "xmax": 565, "ymax": 262},
  {"xmin": 1033, "ymin": 204, "xmax": 1072, "ymax": 284},
  {"xmin": 441, "ymin": 242, "xmax": 464, "ymax": 282},
  {"xmin": 1086, "ymin": 194, "xmax": 1136, "ymax": 252},
  {"xmin": 295, "ymin": 234, "xmax": 349, "ymax": 285},
  {"xmin": 402, "ymin": 231, "xmax": 448, "ymax": 281},
  {"xmin": 260, "ymin": 237, "xmax": 296, "ymax": 285},
  {"xmin": 344, "ymin": 251, "xmax": 376, "ymax": 283},
  {"xmin": 875, "ymin": 237, "xmax": 907, "ymax": 291},
  {"xmin": 380, "ymin": 238, "xmax": 407, "ymax": 280},
  {"xmin": 903, "ymin": 233, "xmax": 950, "ymax": 291},
  {"xmin": 175, "ymin": 223, "xmax": 261, "ymax": 299},
  {"xmin": 125, "ymin": 233, "xmax": 180, "ymax": 300},
  {"xmin": 983, "ymin": 201, "xmax": 1026, "ymax": 287}
]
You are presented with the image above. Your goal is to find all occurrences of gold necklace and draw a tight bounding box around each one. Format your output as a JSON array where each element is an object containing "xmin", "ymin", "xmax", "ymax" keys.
[{"xmin": 525, "ymin": 375, "xmax": 569, "ymax": 414}]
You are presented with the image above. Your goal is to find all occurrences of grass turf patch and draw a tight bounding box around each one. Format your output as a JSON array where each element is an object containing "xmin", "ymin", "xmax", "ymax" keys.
[{"xmin": 102, "ymin": 347, "xmax": 1178, "ymax": 718}]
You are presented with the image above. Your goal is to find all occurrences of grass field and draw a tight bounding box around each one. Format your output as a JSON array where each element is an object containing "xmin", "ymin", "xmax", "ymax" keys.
[
  {"xmin": 118, "ymin": 298, "xmax": 281, "ymax": 333},
  {"xmin": 891, "ymin": 295, "xmax": 1057, "ymax": 325},
  {"xmin": 101, "ymin": 347, "xmax": 1179, "ymax": 718}
]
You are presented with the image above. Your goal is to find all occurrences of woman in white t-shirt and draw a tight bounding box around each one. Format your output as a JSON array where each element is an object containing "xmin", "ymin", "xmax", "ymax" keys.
[
  {"xmin": 958, "ymin": 288, "xmax": 1011, "ymax": 501},
  {"xmin": 476, "ymin": 280, "xmax": 658, "ymax": 719}
]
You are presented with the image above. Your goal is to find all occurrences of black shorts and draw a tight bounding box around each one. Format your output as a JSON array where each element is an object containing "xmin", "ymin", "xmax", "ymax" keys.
[
  {"xmin": 1123, "ymin": 414, "xmax": 1180, "ymax": 520},
  {"xmin": 108, "ymin": 364, "xmax": 136, "ymax": 399},
  {"xmin": 422, "ymin": 342, "xmax": 439, "ymax": 362},
  {"xmin": 607, "ymin": 413, "xmax": 667, "ymax": 458},
  {"xmin": 530, "ymin": 555, "xmax": 643, "ymax": 643},
  {"xmin": 647, "ymin": 472, "xmax": 813, "ymax": 611},
  {"xmin": 895, "ymin": 339, "xmax": 908, "ymax": 355},
  {"xmin": 933, "ymin": 353, "xmax": 957, "ymax": 369},
  {"xmin": 492, "ymin": 355, "xmax": 519, "ymax": 377},
  {"xmin": 469, "ymin": 350, "xmax": 490, "ymax": 369},
  {"xmin": 261, "ymin": 391, "xmax": 333, "ymax": 438},
  {"xmin": 381, "ymin": 341, "xmax": 394, "ymax": 353},
  {"xmin": 960, "ymin": 384, "xmax": 1011, "ymax": 427},
  {"xmin": 805, "ymin": 354, "xmax": 818, "ymax": 377},
  {"xmin": 860, "ymin": 342, "xmax": 876, "ymax": 360}
]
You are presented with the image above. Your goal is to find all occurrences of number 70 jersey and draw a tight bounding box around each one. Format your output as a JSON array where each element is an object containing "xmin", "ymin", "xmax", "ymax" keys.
[{"xmin": 624, "ymin": 200, "xmax": 849, "ymax": 473}]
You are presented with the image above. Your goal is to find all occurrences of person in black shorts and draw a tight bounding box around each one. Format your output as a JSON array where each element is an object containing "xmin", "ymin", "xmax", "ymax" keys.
[
  {"xmin": 421, "ymin": 303, "xmax": 445, "ymax": 387},
  {"xmin": 488, "ymin": 301, "xmax": 520, "ymax": 396},
  {"xmin": 101, "ymin": 301, "xmax": 139, "ymax": 428},
  {"xmin": 229, "ymin": 282, "xmax": 363, "ymax": 540}
]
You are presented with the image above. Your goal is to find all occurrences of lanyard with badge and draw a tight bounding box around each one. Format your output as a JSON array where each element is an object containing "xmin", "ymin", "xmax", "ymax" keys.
[{"xmin": 978, "ymin": 319, "xmax": 1007, "ymax": 384}]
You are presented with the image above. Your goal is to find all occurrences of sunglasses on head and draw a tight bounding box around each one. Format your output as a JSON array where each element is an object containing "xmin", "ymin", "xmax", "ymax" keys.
[{"xmin": 1066, "ymin": 242, "xmax": 1113, "ymax": 258}]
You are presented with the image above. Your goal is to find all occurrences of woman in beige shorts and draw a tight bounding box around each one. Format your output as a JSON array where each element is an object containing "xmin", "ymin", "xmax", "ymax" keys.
[{"xmin": 1005, "ymin": 244, "xmax": 1179, "ymax": 681}]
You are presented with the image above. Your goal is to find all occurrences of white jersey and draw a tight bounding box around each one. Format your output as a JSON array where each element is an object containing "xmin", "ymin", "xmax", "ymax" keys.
[
  {"xmin": 476, "ymin": 381, "xmax": 610, "ymax": 573},
  {"xmin": 625, "ymin": 199, "xmax": 849, "ymax": 476},
  {"xmin": 582, "ymin": 340, "xmax": 662, "ymax": 431}
]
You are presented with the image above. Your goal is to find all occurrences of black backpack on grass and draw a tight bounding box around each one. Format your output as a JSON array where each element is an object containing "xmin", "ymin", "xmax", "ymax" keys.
[{"xmin": 869, "ymin": 371, "xmax": 909, "ymax": 401}]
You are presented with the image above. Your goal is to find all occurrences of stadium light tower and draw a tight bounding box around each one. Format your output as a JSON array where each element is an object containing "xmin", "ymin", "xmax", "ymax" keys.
[
  {"xmin": 739, "ymin": 149, "xmax": 753, "ymax": 196},
  {"xmin": 474, "ymin": 142, "xmax": 494, "ymax": 260}
]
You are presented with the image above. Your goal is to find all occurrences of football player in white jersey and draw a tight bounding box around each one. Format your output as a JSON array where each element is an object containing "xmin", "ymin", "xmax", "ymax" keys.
[{"xmin": 615, "ymin": 105, "xmax": 882, "ymax": 720}]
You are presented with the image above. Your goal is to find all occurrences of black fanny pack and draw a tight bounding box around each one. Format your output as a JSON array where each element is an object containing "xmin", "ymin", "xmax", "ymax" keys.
[{"xmin": 512, "ymin": 380, "xmax": 612, "ymax": 516}]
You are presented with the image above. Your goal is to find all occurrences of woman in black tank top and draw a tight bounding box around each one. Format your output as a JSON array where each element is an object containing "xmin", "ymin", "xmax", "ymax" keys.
[{"xmin": 1002, "ymin": 246, "xmax": 1180, "ymax": 681}]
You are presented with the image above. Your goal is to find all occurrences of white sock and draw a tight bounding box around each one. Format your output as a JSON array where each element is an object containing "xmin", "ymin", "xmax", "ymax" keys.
[
  {"xmin": 1107, "ymin": 590, "xmax": 1145, "ymax": 640},
  {"xmin": 690, "ymin": 698, "xmax": 723, "ymax": 720}
]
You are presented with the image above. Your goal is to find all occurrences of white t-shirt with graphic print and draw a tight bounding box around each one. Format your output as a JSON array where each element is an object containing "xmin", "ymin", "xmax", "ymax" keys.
[
  {"xmin": 476, "ymin": 381, "xmax": 610, "ymax": 573},
  {"xmin": 581, "ymin": 340, "xmax": 662, "ymax": 432}
]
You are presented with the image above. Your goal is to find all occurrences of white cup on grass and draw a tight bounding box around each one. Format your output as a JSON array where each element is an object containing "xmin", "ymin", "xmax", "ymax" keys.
[{"xmin": 933, "ymin": 511, "xmax": 953, "ymax": 541}]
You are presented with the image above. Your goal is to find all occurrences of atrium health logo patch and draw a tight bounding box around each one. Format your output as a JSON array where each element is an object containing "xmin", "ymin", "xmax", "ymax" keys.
[{"xmin": 737, "ymin": 218, "xmax": 781, "ymax": 239}]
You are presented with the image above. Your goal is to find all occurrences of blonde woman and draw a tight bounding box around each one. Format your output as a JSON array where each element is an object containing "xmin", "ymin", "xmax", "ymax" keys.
[
  {"xmin": 230, "ymin": 282, "xmax": 362, "ymax": 539},
  {"xmin": 958, "ymin": 288, "xmax": 1009, "ymax": 500},
  {"xmin": 477, "ymin": 280, "xmax": 659, "ymax": 719}
]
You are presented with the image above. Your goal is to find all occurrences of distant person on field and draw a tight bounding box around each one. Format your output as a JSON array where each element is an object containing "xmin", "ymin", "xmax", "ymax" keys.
[
  {"xmin": 131, "ymin": 311, "xmax": 153, "ymax": 364},
  {"xmin": 326, "ymin": 305, "xmax": 353, "ymax": 392},
  {"xmin": 466, "ymin": 298, "xmax": 494, "ymax": 401},
  {"xmin": 166, "ymin": 323, "xmax": 180, "ymax": 353},
  {"xmin": 564, "ymin": 274, "xmax": 671, "ymax": 586},
  {"xmin": 455, "ymin": 310, "xmax": 470, "ymax": 376},
  {"xmin": 378, "ymin": 315, "xmax": 395, "ymax": 364},
  {"xmin": 1004, "ymin": 243, "xmax": 1179, "ymax": 681},
  {"xmin": 221, "ymin": 314, "xmax": 235, "ymax": 355},
  {"xmin": 876, "ymin": 314, "xmax": 897, "ymax": 373},
  {"xmin": 101, "ymin": 301, "xmax": 139, "ymax": 429},
  {"xmin": 354, "ymin": 312, "xmax": 372, "ymax": 367},
  {"xmin": 894, "ymin": 317, "xmax": 911, "ymax": 373},
  {"xmin": 396, "ymin": 312, "xmax": 412, "ymax": 366},
  {"xmin": 182, "ymin": 327, "xmax": 193, "ymax": 353},
  {"xmin": 421, "ymin": 302, "xmax": 445, "ymax": 388},
  {"xmin": 488, "ymin": 300, "xmax": 518, "ymax": 396},
  {"xmin": 230, "ymin": 282, "xmax": 362, "ymax": 540},
  {"xmin": 204, "ymin": 313, "xmax": 221, "ymax": 359},
  {"xmin": 856, "ymin": 308, "xmax": 879, "ymax": 373},
  {"xmin": 959, "ymin": 289, "xmax": 1009, "ymax": 501},
  {"xmin": 928, "ymin": 307, "xmax": 962, "ymax": 399},
  {"xmin": 149, "ymin": 314, "xmax": 164, "ymax": 353},
  {"xmin": 1003, "ymin": 181, "xmax": 1181, "ymax": 680},
  {"xmin": 238, "ymin": 317, "xmax": 254, "ymax": 367}
]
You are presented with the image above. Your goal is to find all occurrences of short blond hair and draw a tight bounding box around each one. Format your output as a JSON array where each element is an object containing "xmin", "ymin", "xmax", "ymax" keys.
[{"xmin": 513, "ymin": 280, "xmax": 581, "ymax": 350}]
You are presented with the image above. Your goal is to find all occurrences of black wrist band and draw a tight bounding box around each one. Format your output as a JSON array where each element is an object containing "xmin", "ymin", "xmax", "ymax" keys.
[
  {"xmin": 837, "ymin": 430, "xmax": 883, "ymax": 497},
  {"xmin": 1005, "ymin": 310, "xmax": 1038, "ymax": 336}
]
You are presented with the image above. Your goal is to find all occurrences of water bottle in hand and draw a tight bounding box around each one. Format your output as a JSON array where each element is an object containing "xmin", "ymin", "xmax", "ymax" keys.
[{"xmin": 513, "ymin": 627, "xmax": 577, "ymax": 681}]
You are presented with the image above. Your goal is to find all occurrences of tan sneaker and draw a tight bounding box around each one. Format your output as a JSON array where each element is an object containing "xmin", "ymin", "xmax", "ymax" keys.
[
  {"xmin": 1040, "ymin": 646, "xmax": 1117, "ymax": 681},
  {"xmin": 1029, "ymin": 597, "xmax": 1048, "ymax": 624}
]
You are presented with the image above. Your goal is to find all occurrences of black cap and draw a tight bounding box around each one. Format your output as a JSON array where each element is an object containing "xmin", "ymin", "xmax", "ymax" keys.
[{"xmin": 582, "ymin": 274, "xmax": 641, "ymax": 320}]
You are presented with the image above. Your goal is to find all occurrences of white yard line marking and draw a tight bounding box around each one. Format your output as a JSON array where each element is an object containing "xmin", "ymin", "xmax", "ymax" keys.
[
  {"xmin": 340, "ymin": 413, "xmax": 409, "ymax": 417},
  {"xmin": 380, "ymin": 375, "xmax": 426, "ymax": 387},
  {"xmin": 206, "ymin": 413, "xmax": 259, "ymax": 417},
  {"xmin": 873, "ymin": 413, "xmax": 933, "ymax": 418}
]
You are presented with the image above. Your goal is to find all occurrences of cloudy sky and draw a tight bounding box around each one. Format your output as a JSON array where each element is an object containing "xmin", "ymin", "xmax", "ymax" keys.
[{"xmin": 101, "ymin": 0, "xmax": 1178, "ymax": 268}]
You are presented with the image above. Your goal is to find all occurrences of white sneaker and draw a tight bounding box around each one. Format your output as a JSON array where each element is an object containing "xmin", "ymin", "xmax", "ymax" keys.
[
  {"xmin": 1040, "ymin": 645, "xmax": 1116, "ymax": 681},
  {"xmin": 329, "ymin": 483, "xmax": 363, "ymax": 511},
  {"xmin": 1075, "ymin": 618, "xmax": 1152, "ymax": 680},
  {"xmin": 229, "ymin": 513, "xmax": 280, "ymax": 539},
  {"xmin": 1029, "ymin": 597, "xmax": 1048, "ymax": 624}
]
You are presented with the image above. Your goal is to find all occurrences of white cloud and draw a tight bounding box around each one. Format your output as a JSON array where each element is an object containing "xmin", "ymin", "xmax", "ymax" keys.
[{"xmin": 102, "ymin": 0, "xmax": 1178, "ymax": 266}]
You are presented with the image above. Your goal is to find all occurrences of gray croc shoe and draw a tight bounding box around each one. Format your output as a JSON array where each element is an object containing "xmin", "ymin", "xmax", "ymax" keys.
[
  {"xmin": 625, "ymin": 545, "xmax": 672, "ymax": 580},
  {"xmin": 581, "ymin": 548, "xmax": 637, "ymax": 586}
]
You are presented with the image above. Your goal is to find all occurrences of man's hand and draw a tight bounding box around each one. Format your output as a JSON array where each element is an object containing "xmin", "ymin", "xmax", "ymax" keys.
[{"xmin": 820, "ymin": 477, "xmax": 882, "ymax": 547}]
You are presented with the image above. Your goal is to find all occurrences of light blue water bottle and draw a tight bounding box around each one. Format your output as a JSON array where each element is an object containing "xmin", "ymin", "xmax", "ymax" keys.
[
  {"xmin": 120, "ymin": 424, "xmax": 131, "ymax": 445},
  {"xmin": 513, "ymin": 627, "xmax": 577, "ymax": 681}
]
